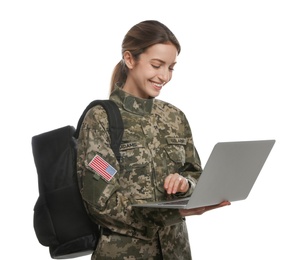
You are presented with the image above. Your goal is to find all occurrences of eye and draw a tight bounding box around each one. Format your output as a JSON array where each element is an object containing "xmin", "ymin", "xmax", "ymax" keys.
[{"xmin": 151, "ymin": 64, "xmax": 160, "ymax": 69}]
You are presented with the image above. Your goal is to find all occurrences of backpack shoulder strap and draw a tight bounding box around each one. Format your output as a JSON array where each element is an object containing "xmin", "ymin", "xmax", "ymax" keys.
[{"xmin": 74, "ymin": 100, "xmax": 124, "ymax": 161}]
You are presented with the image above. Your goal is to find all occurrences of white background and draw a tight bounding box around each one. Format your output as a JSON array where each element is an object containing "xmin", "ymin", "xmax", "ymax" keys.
[{"xmin": 1, "ymin": 1, "xmax": 304, "ymax": 259}]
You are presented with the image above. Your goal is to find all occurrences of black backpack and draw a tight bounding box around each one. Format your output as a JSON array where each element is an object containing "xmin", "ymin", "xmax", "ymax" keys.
[{"xmin": 32, "ymin": 100, "xmax": 124, "ymax": 259}]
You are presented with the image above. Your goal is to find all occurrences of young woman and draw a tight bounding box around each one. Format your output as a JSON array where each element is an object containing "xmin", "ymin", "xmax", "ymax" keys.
[{"xmin": 77, "ymin": 20, "xmax": 230, "ymax": 260}]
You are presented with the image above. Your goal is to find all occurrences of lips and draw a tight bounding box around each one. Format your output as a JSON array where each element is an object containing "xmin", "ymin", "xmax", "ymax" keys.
[{"xmin": 151, "ymin": 81, "xmax": 164, "ymax": 90}]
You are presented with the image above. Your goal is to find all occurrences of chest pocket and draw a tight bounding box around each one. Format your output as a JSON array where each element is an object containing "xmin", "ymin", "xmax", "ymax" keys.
[
  {"xmin": 164, "ymin": 137, "xmax": 187, "ymax": 167},
  {"xmin": 120, "ymin": 140, "xmax": 149, "ymax": 169},
  {"xmin": 153, "ymin": 137, "xmax": 187, "ymax": 195},
  {"xmin": 119, "ymin": 140, "xmax": 152, "ymax": 201}
]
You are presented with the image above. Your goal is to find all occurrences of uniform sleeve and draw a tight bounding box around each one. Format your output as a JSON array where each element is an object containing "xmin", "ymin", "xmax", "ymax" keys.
[{"xmin": 76, "ymin": 106, "xmax": 122, "ymax": 225}]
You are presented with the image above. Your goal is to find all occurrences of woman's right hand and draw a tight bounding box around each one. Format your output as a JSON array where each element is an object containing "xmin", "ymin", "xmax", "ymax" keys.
[{"xmin": 179, "ymin": 201, "xmax": 231, "ymax": 217}]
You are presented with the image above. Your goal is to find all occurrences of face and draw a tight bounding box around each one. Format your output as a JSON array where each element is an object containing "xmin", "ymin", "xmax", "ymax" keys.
[{"xmin": 123, "ymin": 43, "xmax": 178, "ymax": 99}]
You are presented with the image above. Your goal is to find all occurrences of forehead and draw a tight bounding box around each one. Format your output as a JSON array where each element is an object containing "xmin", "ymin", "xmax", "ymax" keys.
[{"xmin": 142, "ymin": 43, "xmax": 178, "ymax": 63}]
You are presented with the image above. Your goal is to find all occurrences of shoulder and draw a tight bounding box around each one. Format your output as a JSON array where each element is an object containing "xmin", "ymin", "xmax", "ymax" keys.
[
  {"xmin": 154, "ymin": 99, "xmax": 186, "ymax": 118},
  {"xmin": 82, "ymin": 104, "xmax": 109, "ymax": 129}
]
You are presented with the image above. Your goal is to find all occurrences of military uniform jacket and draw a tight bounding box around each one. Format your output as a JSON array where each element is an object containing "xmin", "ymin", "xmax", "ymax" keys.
[{"xmin": 77, "ymin": 86, "xmax": 202, "ymax": 242}]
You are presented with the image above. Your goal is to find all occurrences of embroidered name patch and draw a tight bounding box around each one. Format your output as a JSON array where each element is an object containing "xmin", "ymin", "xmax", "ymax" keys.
[{"xmin": 166, "ymin": 138, "xmax": 187, "ymax": 145}]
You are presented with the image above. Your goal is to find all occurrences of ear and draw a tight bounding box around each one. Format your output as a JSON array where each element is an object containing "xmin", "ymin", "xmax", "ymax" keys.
[{"xmin": 123, "ymin": 51, "xmax": 135, "ymax": 69}]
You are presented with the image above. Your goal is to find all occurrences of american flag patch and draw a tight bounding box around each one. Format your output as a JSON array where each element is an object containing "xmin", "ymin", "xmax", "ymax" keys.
[{"xmin": 88, "ymin": 155, "xmax": 117, "ymax": 181}]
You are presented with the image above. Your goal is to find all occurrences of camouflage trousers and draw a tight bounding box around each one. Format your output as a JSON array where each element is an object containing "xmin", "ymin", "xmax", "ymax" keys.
[{"xmin": 91, "ymin": 222, "xmax": 192, "ymax": 260}]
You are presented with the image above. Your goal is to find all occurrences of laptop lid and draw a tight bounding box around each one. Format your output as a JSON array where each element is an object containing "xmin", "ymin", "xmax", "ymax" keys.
[{"xmin": 132, "ymin": 140, "xmax": 275, "ymax": 209}]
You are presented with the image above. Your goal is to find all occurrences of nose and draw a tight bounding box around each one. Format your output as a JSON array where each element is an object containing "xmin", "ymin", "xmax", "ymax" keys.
[{"xmin": 158, "ymin": 68, "xmax": 171, "ymax": 83}]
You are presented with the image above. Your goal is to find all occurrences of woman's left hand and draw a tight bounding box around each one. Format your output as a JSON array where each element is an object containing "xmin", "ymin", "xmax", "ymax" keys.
[{"xmin": 179, "ymin": 201, "xmax": 231, "ymax": 217}]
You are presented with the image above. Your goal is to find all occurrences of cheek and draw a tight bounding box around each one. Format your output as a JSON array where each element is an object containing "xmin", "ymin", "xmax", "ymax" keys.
[
  {"xmin": 167, "ymin": 72, "xmax": 173, "ymax": 81},
  {"xmin": 145, "ymin": 66, "xmax": 157, "ymax": 78}
]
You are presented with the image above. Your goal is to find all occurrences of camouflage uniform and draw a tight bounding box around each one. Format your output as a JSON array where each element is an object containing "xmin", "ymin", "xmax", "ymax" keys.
[{"xmin": 77, "ymin": 86, "xmax": 202, "ymax": 260}]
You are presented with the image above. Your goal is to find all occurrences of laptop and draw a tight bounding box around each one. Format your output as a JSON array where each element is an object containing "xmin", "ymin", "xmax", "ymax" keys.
[{"xmin": 132, "ymin": 140, "xmax": 275, "ymax": 209}]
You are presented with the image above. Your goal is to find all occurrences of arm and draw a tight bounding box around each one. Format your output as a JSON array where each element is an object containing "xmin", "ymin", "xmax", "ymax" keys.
[{"xmin": 77, "ymin": 106, "xmax": 122, "ymax": 225}]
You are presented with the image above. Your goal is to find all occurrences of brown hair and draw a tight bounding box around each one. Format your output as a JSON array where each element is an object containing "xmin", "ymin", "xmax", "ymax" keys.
[{"xmin": 110, "ymin": 20, "xmax": 181, "ymax": 93}]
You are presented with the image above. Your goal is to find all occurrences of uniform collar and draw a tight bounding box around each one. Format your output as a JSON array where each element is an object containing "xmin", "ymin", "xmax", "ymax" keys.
[{"xmin": 110, "ymin": 85, "xmax": 154, "ymax": 115}]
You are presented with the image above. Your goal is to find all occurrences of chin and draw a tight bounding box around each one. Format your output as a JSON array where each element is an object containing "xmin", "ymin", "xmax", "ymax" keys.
[
  {"xmin": 149, "ymin": 94, "xmax": 160, "ymax": 99},
  {"xmin": 149, "ymin": 90, "xmax": 161, "ymax": 98}
]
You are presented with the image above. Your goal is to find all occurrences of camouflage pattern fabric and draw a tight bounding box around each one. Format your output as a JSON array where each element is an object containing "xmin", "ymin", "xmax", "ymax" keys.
[
  {"xmin": 77, "ymin": 86, "xmax": 202, "ymax": 259},
  {"xmin": 92, "ymin": 222, "xmax": 191, "ymax": 260}
]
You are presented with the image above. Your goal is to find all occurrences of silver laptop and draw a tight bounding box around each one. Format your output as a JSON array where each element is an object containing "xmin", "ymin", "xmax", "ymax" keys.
[{"xmin": 132, "ymin": 140, "xmax": 275, "ymax": 209}]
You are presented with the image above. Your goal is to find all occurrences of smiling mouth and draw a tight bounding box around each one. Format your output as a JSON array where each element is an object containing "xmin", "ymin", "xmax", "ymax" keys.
[{"xmin": 152, "ymin": 81, "xmax": 165, "ymax": 89}]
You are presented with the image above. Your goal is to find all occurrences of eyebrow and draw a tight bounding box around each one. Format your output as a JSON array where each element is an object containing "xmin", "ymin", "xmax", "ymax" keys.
[{"xmin": 150, "ymin": 58, "xmax": 177, "ymax": 66}]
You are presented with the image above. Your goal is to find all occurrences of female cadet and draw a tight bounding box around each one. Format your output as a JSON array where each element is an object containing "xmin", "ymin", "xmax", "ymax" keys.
[{"xmin": 77, "ymin": 20, "xmax": 230, "ymax": 260}]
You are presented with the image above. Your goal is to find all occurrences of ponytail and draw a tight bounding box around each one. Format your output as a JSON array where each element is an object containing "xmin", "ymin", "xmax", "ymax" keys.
[{"xmin": 110, "ymin": 60, "xmax": 127, "ymax": 94}]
